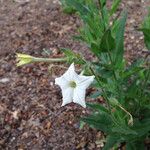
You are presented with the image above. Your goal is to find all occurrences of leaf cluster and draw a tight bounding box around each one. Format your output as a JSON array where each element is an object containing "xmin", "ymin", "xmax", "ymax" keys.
[{"xmin": 62, "ymin": 0, "xmax": 150, "ymax": 149}]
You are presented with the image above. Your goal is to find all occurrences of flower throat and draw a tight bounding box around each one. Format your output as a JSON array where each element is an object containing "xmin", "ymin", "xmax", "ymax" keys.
[{"xmin": 69, "ymin": 81, "xmax": 77, "ymax": 88}]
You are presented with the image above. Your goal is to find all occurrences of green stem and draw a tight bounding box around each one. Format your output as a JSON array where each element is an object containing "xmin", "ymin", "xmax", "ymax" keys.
[
  {"xmin": 97, "ymin": 0, "xmax": 101, "ymax": 9},
  {"xmin": 107, "ymin": 50, "xmax": 118, "ymax": 81},
  {"xmin": 105, "ymin": 33, "xmax": 118, "ymax": 82},
  {"xmin": 118, "ymin": 105, "xmax": 133, "ymax": 126},
  {"xmin": 89, "ymin": 66, "xmax": 111, "ymax": 113},
  {"xmin": 89, "ymin": 66, "xmax": 119, "ymax": 125},
  {"xmin": 143, "ymin": 67, "xmax": 150, "ymax": 89},
  {"xmin": 97, "ymin": 0, "xmax": 106, "ymax": 31},
  {"xmin": 139, "ymin": 66, "xmax": 150, "ymax": 107},
  {"xmin": 107, "ymin": 51, "xmax": 124, "ymax": 103},
  {"xmin": 33, "ymin": 57, "xmax": 67, "ymax": 63}
]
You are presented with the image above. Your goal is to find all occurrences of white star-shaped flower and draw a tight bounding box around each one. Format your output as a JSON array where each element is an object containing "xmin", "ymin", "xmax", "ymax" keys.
[{"xmin": 55, "ymin": 63, "xmax": 94, "ymax": 108}]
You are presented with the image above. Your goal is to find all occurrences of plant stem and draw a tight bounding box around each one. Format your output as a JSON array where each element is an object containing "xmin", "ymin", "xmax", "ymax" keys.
[
  {"xmin": 107, "ymin": 51, "xmax": 118, "ymax": 81},
  {"xmin": 33, "ymin": 57, "xmax": 67, "ymax": 63},
  {"xmin": 118, "ymin": 105, "xmax": 133, "ymax": 126},
  {"xmin": 89, "ymin": 66, "xmax": 119, "ymax": 125},
  {"xmin": 143, "ymin": 67, "xmax": 150, "ymax": 89},
  {"xmin": 97, "ymin": 0, "xmax": 101, "ymax": 9},
  {"xmin": 139, "ymin": 66, "xmax": 150, "ymax": 107},
  {"xmin": 107, "ymin": 51, "xmax": 124, "ymax": 104},
  {"xmin": 97, "ymin": 0, "xmax": 106, "ymax": 31},
  {"xmin": 89, "ymin": 66, "xmax": 111, "ymax": 113}
]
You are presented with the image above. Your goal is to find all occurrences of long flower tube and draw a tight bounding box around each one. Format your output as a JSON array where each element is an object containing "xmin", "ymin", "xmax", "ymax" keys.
[{"xmin": 16, "ymin": 53, "xmax": 67, "ymax": 66}]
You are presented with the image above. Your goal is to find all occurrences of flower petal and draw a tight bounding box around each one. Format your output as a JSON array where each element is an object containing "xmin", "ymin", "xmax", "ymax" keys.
[
  {"xmin": 63, "ymin": 63, "xmax": 79, "ymax": 81},
  {"xmin": 77, "ymin": 75, "xmax": 95, "ymax": 89},
  {"xmin": 73, "ymin": 88, "xmax": 86, "ymax": 108},
  {"xmin": 55, "ymin": 76, "xmax": 69, "ymax": 89},
  {"xmin": 61, "ymin": 88, "xmax": 73, "ymax": 106},
  {"xmin": 55, "ymin": 63, "xmax": 94, "ymax": 108}
]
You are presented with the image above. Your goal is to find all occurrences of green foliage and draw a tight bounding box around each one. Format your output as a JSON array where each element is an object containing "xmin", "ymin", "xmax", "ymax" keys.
[
  {"xmin": 140, "ymin": 8, "xmax": 150, "ymax": 50},
  {"xmin": 100, "ymin": 29, "xmax": 115, "ymax": 52},
  {"xmin": 110, "ymin": 0, "xmax": 121, "ymax": 16},
  {"xmin": 62, "ymin": 0, "xmax": 150, "ymax": 149},
  {"xmin": 140, "ymin": 28, "xmax": 150, "ymax": 50},
  {"xmin": 114, "ymin": 11, "xmax": 127, "ymax": 69},
  {"xmin": 61, "ymin": 48, "xmax": 85, "ymax": 64},
  {"xmin": 61, "ymin": 0, "xmax": 77, "ymax": 14}
]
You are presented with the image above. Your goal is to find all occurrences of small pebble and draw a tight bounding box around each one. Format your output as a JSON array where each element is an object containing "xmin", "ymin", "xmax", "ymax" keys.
[{"xmin": 0, "ymin": 78, "xmax": 10, "ymax": 83}]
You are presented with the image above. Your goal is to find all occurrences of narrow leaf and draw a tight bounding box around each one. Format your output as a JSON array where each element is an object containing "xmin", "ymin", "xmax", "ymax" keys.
[
  {"xmin": 139, "ymin": 28, "xmax": 150, "ymax": 50},
  {"xmin": 110, "ymin": 0, "xmax": 121, "ymax": 16},
  {"xmin": 114, "ymin": 11, "xmax": 127, "ymax": 69},
  {"xmin": 86, "ymin": 102, "xmax": 109, "ymax": 113},
  {"xmin": 100, "ymin": 29, "xmax": 115, "ymax": 52},
  {"xmin": 103, "ymin": 135, "xmax": 120, "ymax": 150}
]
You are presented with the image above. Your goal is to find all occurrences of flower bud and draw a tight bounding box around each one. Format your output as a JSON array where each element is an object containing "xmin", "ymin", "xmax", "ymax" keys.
[{"xmin": 16, "ymin": 53, "xmax": 34, "ymax": 66}]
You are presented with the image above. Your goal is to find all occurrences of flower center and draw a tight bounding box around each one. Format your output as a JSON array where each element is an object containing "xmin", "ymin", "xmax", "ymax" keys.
[{"xmin": 69, "ymin": 81, "xmax": 77, "ymax": 88}]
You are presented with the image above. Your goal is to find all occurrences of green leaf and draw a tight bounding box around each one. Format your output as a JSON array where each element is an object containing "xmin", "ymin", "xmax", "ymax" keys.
[
  {"xmin": 72, "ymin": 35, "xmax": 84, "ymax": 41},
  {"xmin": 114, "ymin": 11, "xmax": 127, "ymax": 69},
  {"xmin": 112, "ymin": 126, "xmax": 137, "ymax": 135},
  {"xmin": 103, "ymin": 134, "xmax": 120, "ymax": 150},
  {"xmin": 79, "ymin": 120, "xmax": 86, "ymax": 129},
  {"xmin": 126, "ymin": 141, "xmax": 145, "ymax": 150},
  {"xmin": 100, "ymin": 29, "xmax": 115, "ymax": 52},
  {"xmin": 99, "ymin": 0, "xmax": 106, "ymax": 7},
  {"xmin": 132, "ymin": 118, "xmax": 150, "ymax": 136},
  {"xmin": 139, "ymin": 8, "xmax": 150, "ymax": 50},
  {"xmin": 126, "ymin": 80, "xmax": 139, "ymax": 98},
  {"xmin": 122, "ymin": 59, "xmax": 144, "ymax": 80},
  {"xmin": 91, "ymin": 42, "xmax": 100, "ymax": 55},
  {"xmin": 102, "ymin": 6, "xmax": 109, "ymax": 27},
  {"xmin": 81, "ymin": 112, "xmax": 112, "ymax": 133},
  {"xmin": 110, "ymin": 0, "xmax": 121, "ymax": 16},
  {"xmin": 141, "ymin": 9, "xmax": 150, "ymax": 29},
  {"xmin": 64, "ymin": 0, "xmax": 89, "ymax": 18},
  {"xmin": 112, "ymin": 19, "xmax": 120, "ymax": 37},
  {"xmin": 126, "ymin": 143, "xmax": 137, "ymax": 150},
  {"xmin": 101, "ymin": 70, "xmax": 114, "ymax": 78},
  {"xmin": 89, "ymin": 91, "xmax": 101, "ymax": 99},
  {"xmin": 62, "ymin": 48, "xmax": 85, "ymax": 64},
  {"xmin": 139, "ymin": 28, "xmax": 150, "ymax": 50},
  {"xmin": 86, "ymin": 102, "xmax": 109, "ymax": 113}
]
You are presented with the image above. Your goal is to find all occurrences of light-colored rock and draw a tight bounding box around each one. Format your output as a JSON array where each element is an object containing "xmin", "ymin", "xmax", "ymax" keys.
[{"xmin": 0, "ymin": 78, "xmax": 10, "ymax": 83}]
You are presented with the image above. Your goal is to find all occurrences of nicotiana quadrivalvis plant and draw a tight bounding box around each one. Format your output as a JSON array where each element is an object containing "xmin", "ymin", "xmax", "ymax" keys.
[{"xmin": 16, "ymin": 0, "xmax": 150, "ymax": 149}]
